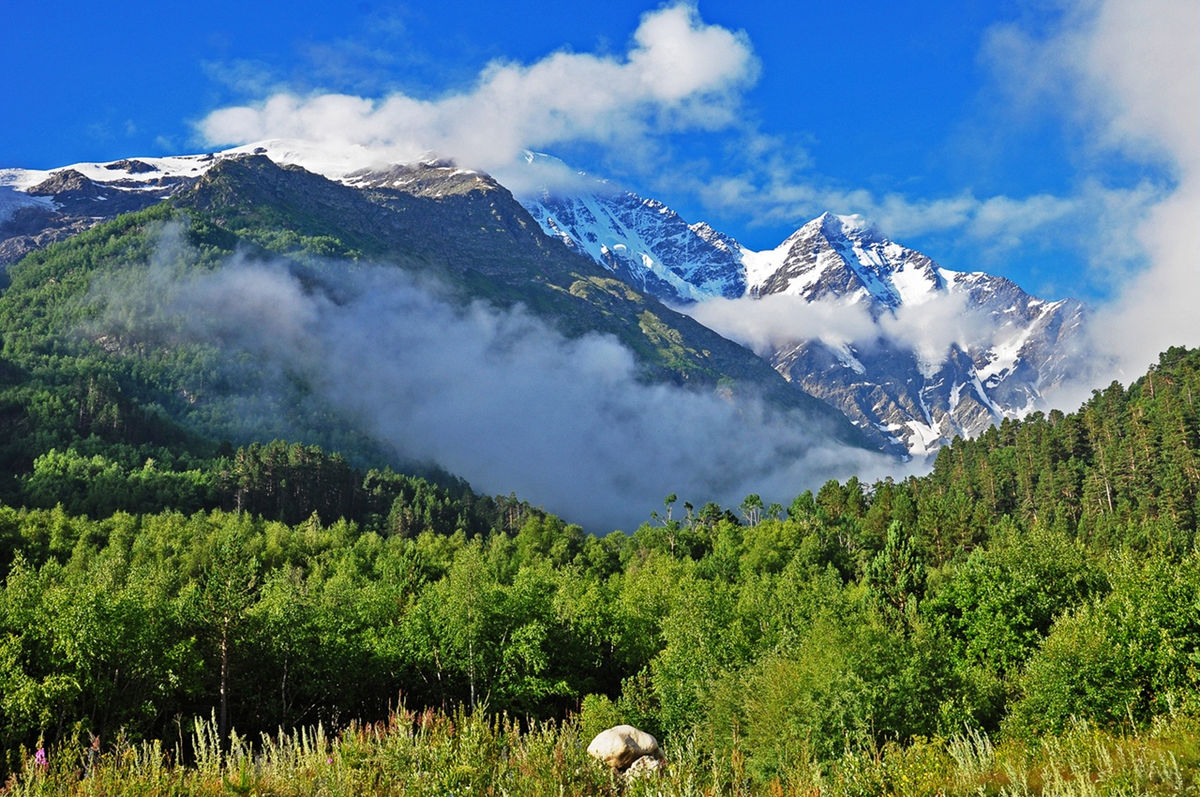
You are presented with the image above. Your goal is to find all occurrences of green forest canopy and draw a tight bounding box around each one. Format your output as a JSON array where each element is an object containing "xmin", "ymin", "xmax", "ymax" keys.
[
  {"xmin": 3, "ymin": 184, "xmax": 1200, "ymax": 784},
  {"xmin": 2, "ymin": 341, "xmax": 1200, "ymax": 783}
]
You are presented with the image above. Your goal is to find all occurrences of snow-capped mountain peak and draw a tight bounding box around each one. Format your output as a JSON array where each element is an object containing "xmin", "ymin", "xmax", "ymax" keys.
[
  {"xmin": 518, "ymin": 167, "xmax": 747, "ymax": 303},
  {"xmin": 514, "ymin": 171, "xmax": 1086, "ymax": 459},
  {"xmin": 750, "ymin": 210, "xmax": 946, "ymax": 310},
  {"xmin": 1, "ymin": 143, "xmax": 1088, "ymax": 461},
  {"xmin": 814, "ymin": 210, "xmax": 872, "ymax": 235}
]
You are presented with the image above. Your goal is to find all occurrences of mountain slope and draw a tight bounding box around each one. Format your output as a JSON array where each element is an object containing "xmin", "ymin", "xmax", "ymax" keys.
[
  {"xmin": 521, "ymin": 179, "xmax": 1086, "ymax": 457},
  {"xmin": 0, "ymin": 151, "xmax": 881, "ymax": 526},
  {"xmin": 746, "ymin": 213, "xmax": 1087, "ymax": 456},
  {"xmin": 0, "ymin": 150, "xmax": 854, "ymax": 409},
  {"xmin": 0, "ymin": 154, "xmax": 215, "ymax": 264},
  {"xmin": 175, "ymin": 154, "xmax": 870, "ymax": 421}
]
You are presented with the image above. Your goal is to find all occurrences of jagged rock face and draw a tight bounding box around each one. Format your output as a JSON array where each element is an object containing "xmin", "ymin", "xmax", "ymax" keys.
[
  {"xmin": 521, "ymin": 184, "xmax": 1088, "ymax": 458},
  {"xmin": 523, "ymin": 190, "xmax": 746, "ymax": 304},
  {"xmin": 345, "ymin": 162, "xmax": 496, "ymax": 197},
  {"xmin": 0, "ymin": 209, "xmax": 94, "ymax": 264},
  {"xmin": 773, "ymin": 341, "xmax": 1003, "ymax": 456},
  {"xmin": 27, "ymin": 169, "xmax": 106, "ymax": 197},
  {"xmin": 103, "ymin": 158, "xmax": 159, "ymax": 174},
  {"xmin": 0, "ymin": 157, "xmax": 205, "ymax": 265},
  {"xmin": 747, "ymin": 213, "xmax": 946, "ymax": 306},
  {"xmin": 751, "ymin": 215, "xmax": 1087, "ymax": 457}
]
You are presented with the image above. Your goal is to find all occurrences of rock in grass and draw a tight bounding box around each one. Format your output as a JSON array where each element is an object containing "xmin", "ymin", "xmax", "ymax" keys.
[
  {"xmin": 624, "ymin": 754, "xmax": 664, "ymax": 778},
  {"xmin": 586, "ymin": 725, "xmax": 662, "ymax": 771}
]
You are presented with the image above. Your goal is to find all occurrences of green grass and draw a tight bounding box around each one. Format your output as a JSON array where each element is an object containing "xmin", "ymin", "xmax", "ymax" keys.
[{"xmin": 8, "ymin": 709, "xmax": 1200, "ymax": 796}]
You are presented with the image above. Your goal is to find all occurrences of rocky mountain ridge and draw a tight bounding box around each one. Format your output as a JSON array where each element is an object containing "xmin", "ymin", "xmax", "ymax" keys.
[
  {"xmin": 0, "ymin": 143, "xmax": 1087, "ymax": 460},
  {"xmin": 0, "ymin": 146, "xmax": 875, "ymax": 466},
  {"xmin": 519, "ymin": 181, "xmax": 1086, "ymax": 458}
]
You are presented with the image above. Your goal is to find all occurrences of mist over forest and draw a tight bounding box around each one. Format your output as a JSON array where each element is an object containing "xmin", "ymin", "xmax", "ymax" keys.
[{"xmin": 1, "ymin": 0, "xmax": 1197, "ymax": 791}]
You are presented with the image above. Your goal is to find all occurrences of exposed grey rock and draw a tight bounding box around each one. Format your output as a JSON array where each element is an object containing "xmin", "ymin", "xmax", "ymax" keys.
[
  {"xmin": 27, "ymin": 169, "xmax": 104, "ymax": 197},
  {"xmin": 754, "ymin": 218, "xmax": 1087, "ymax": 456},
  {"xmin": 103, "ymin": 159, "xmax": 158, "ymax": 174},
  {"xmin": 1, "ymin": 165, "xmax": 199, "ymax": 266},
  {"xmin": 520, "ymin": 180, "xmax": 1088, "ymax": 458},
  {"xmin": 625, "ymin": 754, "xmax": 664, "ymax": 778}
]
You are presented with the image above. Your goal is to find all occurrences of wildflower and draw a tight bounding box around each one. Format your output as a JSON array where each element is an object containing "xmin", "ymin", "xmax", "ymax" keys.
[
  {"xmin": 34, "ymin": 747, "xmax": 48, "ymax": 770},
  {"xmin": 327, "ymin": 757, "xmax": 334, "ymax": 764}
]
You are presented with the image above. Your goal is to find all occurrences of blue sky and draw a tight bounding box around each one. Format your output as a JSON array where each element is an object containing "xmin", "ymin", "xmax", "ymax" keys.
[{"xmin": 4, "ymin": 1, "xmax": 1195, "ymax": 312}]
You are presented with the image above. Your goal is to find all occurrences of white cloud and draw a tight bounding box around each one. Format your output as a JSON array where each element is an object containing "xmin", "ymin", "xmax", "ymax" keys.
[
  {"xmin": 629, "ymin": 4, "xmax": 759, "ymax": 102},
  {"xmin": 198, "ymin": 3, "xmax": 757, "ymax": 175},
  {"xmin": 879, "ymin": 292, "xmax": 997, "ymax": 369},
  {"xmin": 686, "ymin": 291, "xmax": 997, "ymax": 374},
  {"xmin": 684, "ymin": 295, "xmax": 877, "ymax": 357},
  {"xmin": 1102, "ymin": 4, "xmax": 1198, "ymax": 170},
  {"xmin": 92, "ymin": 237, "xmax": 894, "ymax": 532},
  {"xmin": 983, "ymin": 0, "xmax": 1200, "ymax": 398},
  {"xmin": 1077, "ymin": 0, "xmax": 1200, "ymax": 377}
]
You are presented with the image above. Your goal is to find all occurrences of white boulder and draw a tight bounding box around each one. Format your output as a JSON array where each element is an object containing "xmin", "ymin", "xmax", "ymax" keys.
[{"xmin": 586, "ymin": 725, "xmax": 662, "ymax": 771}]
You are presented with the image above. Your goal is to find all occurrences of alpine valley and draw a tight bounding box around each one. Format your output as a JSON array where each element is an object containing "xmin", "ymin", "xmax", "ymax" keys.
[
  {"xmin": 0, "ymin": 141, "xmax": 877, "ymax": 532},
  {"xmin": 11, "ymin": 145, "xmax": 1200, "ymax": 797},
  {"xmin": 0, "ymin": 140, "xmax": 1086, "ymax": 489}
]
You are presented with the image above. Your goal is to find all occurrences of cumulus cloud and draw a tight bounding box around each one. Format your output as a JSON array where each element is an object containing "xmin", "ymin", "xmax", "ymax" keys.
[
  {"xmin": 93, "ymin": 234, "xmax": 894, "ymax": 532},
  {"xmin": 684, "ymin": 295, "xmax": 876, "ymax": 358},
  {"xmin": 983, "ymin": 0, "xmax": 1200, "ymax": 400},
  {"xmin": 685, "ymin": 291, "xmax": 997, "ymax": 374},
  {"xmin": 198, "ymin": 3, "xmax": 757, "ymax": 176}
]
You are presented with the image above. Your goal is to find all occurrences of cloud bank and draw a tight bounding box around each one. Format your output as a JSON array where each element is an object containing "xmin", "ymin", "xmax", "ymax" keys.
[
  {"xmin": 198, "ymin": 3, "xmax": 757, "ymax": 192},
  {"xmin": 95, "ymin": 236, "xmax": 894, "ymax": 532},
  {"xmin": 984, "ymin": 0, "xmax": 1200, "ymax": 405},
  {"xmin": 684, "ymin": 291, "xmax": 999, "ymax": 375}
]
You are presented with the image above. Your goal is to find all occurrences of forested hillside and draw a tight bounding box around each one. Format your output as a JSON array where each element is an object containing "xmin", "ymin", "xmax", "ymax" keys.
[
  {"xmin": 1, "ymin": 150, "xmax": 1199, "ymax": 793},
  {"xmin": 0, "ymin": 155, "xmax": 876, "ymax": 533},
  {"xmin": 3, "ymin": 344, "xmax": 1200, "ymax": 791}
]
